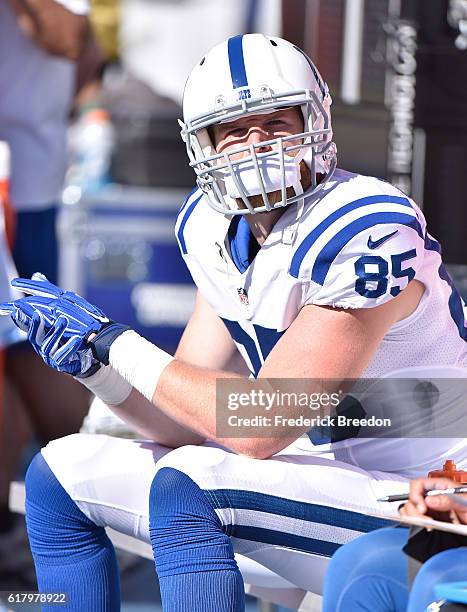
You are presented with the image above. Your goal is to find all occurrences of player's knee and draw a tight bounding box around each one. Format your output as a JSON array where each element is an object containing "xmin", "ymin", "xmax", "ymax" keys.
[
  {"xmin": 25, "ymin": 452, "xmax": 60, "ymax": 510},
  {"xmin": 149, "ymin": 466, "xmax": 219, "ymax": 526},
  {"xmin": 25, "ymin": 453, "xmax": 98, "ymax": 545},
  {"xmin": 409, "ymin": 547, "xmax": 467, "ymax": 610},
  {"xmin": 149, "ymin": 467, "xmax": 236, "ymax": 577}
]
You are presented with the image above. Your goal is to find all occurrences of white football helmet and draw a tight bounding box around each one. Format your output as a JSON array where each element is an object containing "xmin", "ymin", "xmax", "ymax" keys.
[{"xmin": 180, "ymin": 33, "xmax": 337, "ymax": 216}]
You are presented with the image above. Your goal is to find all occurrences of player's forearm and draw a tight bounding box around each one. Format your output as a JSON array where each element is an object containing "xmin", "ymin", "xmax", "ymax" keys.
[
  {"xmin": 78, "ymin": 364, "xmax": 205, "ymax": 447},
  {"xmin": 108, "ymin": 388, "xmax": 206, "ymax": 447},
  {"xmin": 102, "ymin": 331, "xmax": 303, "ymax": 457},
  {"xmin": 154, "ymin": 359, "xmax": 239, "ymax": 440},
  {"xmin": 153, "ymin": 360, "xmax": 298, "ymax": 458}
]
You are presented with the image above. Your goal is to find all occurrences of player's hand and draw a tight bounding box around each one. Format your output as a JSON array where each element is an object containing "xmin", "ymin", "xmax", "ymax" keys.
[
  {"xmin": 0, "ymin": 293, "xmax": 56, "ymax": 333},
  {"xmin": 0, "ymin": 296, "xmax": 94, "ymax": 376},
  {"xmin": 399, "ymin": 477, "xmax": 467, "ymax": 525},
  {"xmin": 10, "ymin": 273, "xmax": 110, "ymax": 324},
  {"xmin": 2, "ymin": 272, "xmax": 109, "ymax": 341},
  {"xmin": 0, "ymin": 273, "xmax": 129, "ymax": 376}
]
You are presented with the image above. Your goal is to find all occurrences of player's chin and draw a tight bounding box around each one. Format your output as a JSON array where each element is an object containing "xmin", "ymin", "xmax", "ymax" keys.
[{"xmin": 238, "ymin": 186, "xmax": 296, "ymax": 211}]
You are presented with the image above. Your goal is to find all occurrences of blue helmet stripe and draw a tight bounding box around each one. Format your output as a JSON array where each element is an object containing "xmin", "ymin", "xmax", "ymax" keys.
[
  {"xmin": 312, "ymin": 212, "xmax": 424, "ymax": 285},
  {"xmin": 289, "ymin": 195, "xmax": 413, "ymax": 278},
  {"xmin": 227, "ymin": 35, "xmax": 249, "ymax": 89}
]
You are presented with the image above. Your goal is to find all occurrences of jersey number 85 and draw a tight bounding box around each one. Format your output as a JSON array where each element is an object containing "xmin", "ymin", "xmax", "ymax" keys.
[{"xmin": 354, "ymin": 249, "xmax": 417, "ymax": 298}]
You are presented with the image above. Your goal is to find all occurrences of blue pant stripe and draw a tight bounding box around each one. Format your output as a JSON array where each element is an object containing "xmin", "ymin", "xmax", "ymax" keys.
[
  {"xmin": 208, "ymin": 488, "xmax": 394, "ymax": 533},
  {"xmin": 229, "ymin": 525, "xmax": 341, "ymax": 557}
]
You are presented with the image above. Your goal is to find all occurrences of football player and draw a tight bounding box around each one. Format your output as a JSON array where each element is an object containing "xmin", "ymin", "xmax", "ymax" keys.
[{"xmin": 2, "ymin": 34, "xmax": 467, "ymax": 611}]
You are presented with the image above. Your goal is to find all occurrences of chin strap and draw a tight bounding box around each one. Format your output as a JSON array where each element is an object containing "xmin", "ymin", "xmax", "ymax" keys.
[{"xmin": 281, "ymin": 181, "xmax": 305, "ymax": 246}]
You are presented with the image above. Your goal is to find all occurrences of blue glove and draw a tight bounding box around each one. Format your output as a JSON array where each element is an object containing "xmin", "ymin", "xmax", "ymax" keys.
[
  {"xmin": 10, "ymin": 273, "xmax": 110, "ymax": 331},
  {"xmin": 0, "ymin": 274, "xmax": 128, "ymax": 376},
  {"xmin": 0, "ymin": 293, "xmax": 56, "ymax": 333},
  {"xmin": 28, "ymin": 310, "xmax": 96, "ymax": 376},
  {"xmin": 0, "ymin": 297, "xmax": 95, "ymax": 376}
]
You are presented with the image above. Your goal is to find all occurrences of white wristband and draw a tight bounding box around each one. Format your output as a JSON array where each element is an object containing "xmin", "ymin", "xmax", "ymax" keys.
[
  {"xmin": 77, "ymin": 365, "xmax": 132, "ymax": 406},
  {"xmin": 108, "ymin": 330, "xmax": 174, "ymax": 402}
]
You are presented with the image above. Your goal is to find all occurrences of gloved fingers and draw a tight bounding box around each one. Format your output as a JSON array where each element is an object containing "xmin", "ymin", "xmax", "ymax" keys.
[
  {"xmin": 11, "ymin": 275, "xmax": 62, "ymax": 299},
  {"xmin": 52, "ymin": 299, "xmax": 105, "ymax": 332},
  {"xmin": 36, "ymin": 334, "xmax": 83, "ymax": 377},
  {"xmin": 31, "ymin": 272, "xmax": 49, "ymax": 283},
  {"xmin": 54, "ymin": 335, "xmax": 83, "ymax": 367},
  {"xmin": 22, "ymin": 296, "xmax": 56, "ymax": 325},
  {"xmin": 4, "ymin": 296, "xmax": 55, "ymax": 331},
  {"xmin": 12, "ymin": 275, "xmax": 110, "ymax": 324},
  {"xmin": 64, "ymin": 292, "xmax": 109, "ymax": 321},
  {"xmin": 0, "ymin": 302, "xmax": 16, "ymax": 316},
  {"xmin": 27, "ymin": 311, "xmax": 48, "ymax": 354},
  {"xmin": 41, "ymin": 315, "xmax": 69, "ymax": 358},
  {"xmin": 50, "ymin": 336, "xmax": 87, "ymax": 376},
  {"xmin": 0, "ymin": 299, "xmax": 38, "ymax": 321},
  {"xmin": 10, "ymin": 304, "xmax": 31, "ymax": 332},
  {"xmin": 40, "ymin": 317, "xmax": 83, "ymax": 376}
]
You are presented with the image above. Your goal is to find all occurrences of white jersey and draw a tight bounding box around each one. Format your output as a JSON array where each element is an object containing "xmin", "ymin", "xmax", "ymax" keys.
[
  {"xmin": 176, "ymin": 169, "xmax": 467, "ymax": 377},
  {"xmin": 176, "ymin": 169, "xmax": 467, "ymax": 472}
]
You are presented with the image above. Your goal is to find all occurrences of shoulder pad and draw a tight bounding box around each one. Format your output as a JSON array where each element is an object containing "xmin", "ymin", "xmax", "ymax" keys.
[
  {"xmin": 175, "ymin": 187, "xmax": 204, "ymax": 255},
  {"xmin": 291, "ymin": 192, "xmax": 427, "ymax": 308}
]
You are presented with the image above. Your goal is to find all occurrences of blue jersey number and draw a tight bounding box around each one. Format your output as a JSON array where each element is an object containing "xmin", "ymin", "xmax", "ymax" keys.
[{"xmin": 354, "ymin": 249, "xmax": 417, "ymax": 299}]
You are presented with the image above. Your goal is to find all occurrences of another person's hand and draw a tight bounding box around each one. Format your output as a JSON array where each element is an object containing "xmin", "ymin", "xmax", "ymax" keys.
[
  {"xmin": 400, "ymin": 477, "xmax": 467, "ymax": 525},
  {"xmin": 7, "ymin": 0, "xmax": 89, "ymax": 60}
]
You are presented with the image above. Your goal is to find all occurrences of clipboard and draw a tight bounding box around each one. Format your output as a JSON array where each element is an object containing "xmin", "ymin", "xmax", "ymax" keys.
[{"xmin": 367, "ymin": 510, "xmax": 467, "ymax": 537}]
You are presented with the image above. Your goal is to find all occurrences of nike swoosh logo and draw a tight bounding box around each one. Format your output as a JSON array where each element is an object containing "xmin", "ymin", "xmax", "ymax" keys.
[{"xmin": 367, "ymin": 230, "xmax": 399, "ymax": 249}]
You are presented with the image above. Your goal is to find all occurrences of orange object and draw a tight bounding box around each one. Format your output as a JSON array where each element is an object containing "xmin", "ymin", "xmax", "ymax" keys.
[
  {"xmin": 0, "ymin": 348, "xmax": 4, "ymax": 431},
  {"xmin": 83, "ymin": 108, "xmax": 110, "ymax": 124},
  {"xmin": 0, "ymin": 142, "xmax": 14, "ymax": 432},
  {"xmin": 428, "ymin": 459, "xmax": 467, "ymax": 483},
  {"xmin": 0, "ymin": 142, "xmax": 16, "ymax": 249}
]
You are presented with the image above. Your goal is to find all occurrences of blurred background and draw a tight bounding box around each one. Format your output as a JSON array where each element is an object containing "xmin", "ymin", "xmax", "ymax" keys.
[{"xmin": 0, "ymin": 0, "xmax": 466, "ymax": 610}]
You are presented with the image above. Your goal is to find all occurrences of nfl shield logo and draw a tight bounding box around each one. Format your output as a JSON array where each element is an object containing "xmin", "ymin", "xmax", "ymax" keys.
[{"xmin": 237, "ymin": 288, "xmax": 249, "ymax": 306}]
